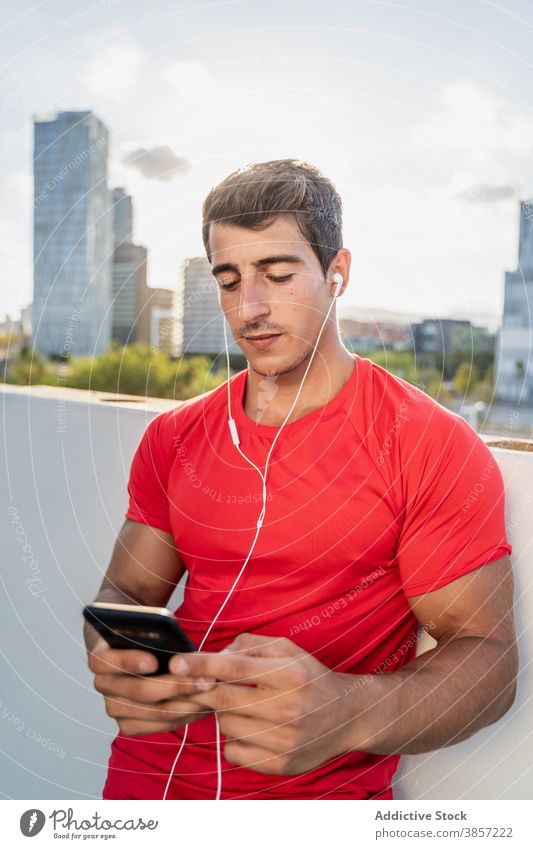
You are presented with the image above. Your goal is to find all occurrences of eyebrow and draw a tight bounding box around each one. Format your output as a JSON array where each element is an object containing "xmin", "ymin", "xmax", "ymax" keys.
[{"xmin": 211, "ymin": 254, "xmax": 305, "ymax": 279}]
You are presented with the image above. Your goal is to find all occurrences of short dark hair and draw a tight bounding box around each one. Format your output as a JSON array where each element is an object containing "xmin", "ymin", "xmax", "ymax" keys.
[{"xmin": 201, "ymin": 159, "xmax": 343, "ymax": 277}]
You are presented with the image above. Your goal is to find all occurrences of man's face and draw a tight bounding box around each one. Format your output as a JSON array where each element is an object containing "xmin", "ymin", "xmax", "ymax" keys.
[{"xmin": 209, "ymin": 215, "xmax": 334, "ymax": 377}]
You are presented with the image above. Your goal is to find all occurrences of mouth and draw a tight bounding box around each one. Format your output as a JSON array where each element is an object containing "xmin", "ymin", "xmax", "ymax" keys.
[{"xmin": 243, "ymin": 333, "xmax": 283, "ymax": 350}]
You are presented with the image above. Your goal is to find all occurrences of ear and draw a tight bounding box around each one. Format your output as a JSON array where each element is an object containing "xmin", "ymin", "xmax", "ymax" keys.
[{"xmin": 327, "ymin": 248, "xmax": 351, "ymax": 296}]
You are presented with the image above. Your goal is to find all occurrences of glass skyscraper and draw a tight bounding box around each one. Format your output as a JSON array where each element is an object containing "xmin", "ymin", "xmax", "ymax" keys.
[
  {"xmin": 32, "ymin": 110, "xmax": 112, "ymax": 357},
  {"xmin": 495, "ymin": 201, "xmax": 533, "ymax": 403},
  {"xmin": 111, "ymin": 187, "xmax": 133, "ymax": 248}
]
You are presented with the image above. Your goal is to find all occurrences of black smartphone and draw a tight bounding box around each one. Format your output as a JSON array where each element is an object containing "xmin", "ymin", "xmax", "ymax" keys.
[{"xmin": 83, "ymin": 602, "xmax": 197, "ymax": 674}]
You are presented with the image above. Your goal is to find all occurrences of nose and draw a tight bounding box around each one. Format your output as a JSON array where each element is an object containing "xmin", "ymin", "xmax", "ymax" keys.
[{"xmin": 238, "ymin": 275, "xmax": 270, "ymax": 326}]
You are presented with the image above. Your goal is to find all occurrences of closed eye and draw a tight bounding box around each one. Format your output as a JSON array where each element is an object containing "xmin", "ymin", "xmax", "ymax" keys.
[
  {"xmin": 268, "ymin": 274, "xmax": 293, "ymax": 283},
  {"xmin": 219, "ymin": 274, "xmax": 293, "ymax": 291}
]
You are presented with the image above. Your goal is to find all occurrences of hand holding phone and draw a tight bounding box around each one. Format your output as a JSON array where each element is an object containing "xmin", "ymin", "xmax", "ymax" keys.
[
  {"xmin": 83, "ymin": 602, "xmax": 216, "ymax": 738},
  {"xmin": 83, "ymin": 602, "xmax": 197, "ymax": 674}
]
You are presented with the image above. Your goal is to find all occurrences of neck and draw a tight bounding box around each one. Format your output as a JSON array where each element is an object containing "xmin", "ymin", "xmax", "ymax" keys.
[{"xmin": 242, "ymin": 336, "xmax": 356, "ymax": 427}]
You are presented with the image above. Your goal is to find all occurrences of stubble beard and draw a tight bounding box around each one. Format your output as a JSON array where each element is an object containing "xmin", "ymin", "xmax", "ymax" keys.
[{"xmin": 247, "ymin": 340, "xmax": 317, "ymax": 379}]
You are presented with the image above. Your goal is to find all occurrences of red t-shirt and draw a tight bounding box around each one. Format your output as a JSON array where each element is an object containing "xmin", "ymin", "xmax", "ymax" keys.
[{"xmin": 102, "ymin": 354, "xmax": 511, "ymax": 800}]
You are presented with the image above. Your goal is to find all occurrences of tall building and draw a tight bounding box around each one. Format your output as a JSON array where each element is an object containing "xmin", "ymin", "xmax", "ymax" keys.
[
  {"xmin": 20, "ymin": 305, "xmax": 32, "ymax": 337},
  {"xmin": 108, "ymin": 188, "xmax": 178, "ymax": 352},
  {"xmin": 111, "ymin": 242, "xmax": 149, "ymax": 345},
  {"xmin": 32, "ymin": 111, "xmax": 112, "ymax": 356},
  {"xmin": 149, "ymin": 287, "xmax": 179, "ymax": 355},
  {"xmin": 107, "ymin": 185, "xmax": 181, "ymax": 353},
  {"xmin": 112, "ymin": 187, "xmax": 133, "ymax": 247},
  {"xmin": 181, "ymin": 257, "xmax": 226, "ymax": 355},
  {"xmin": 495, "ymin": 201, "xmax": 533, "ymax": 403},
  {"xmin": 110, "ymin": 187, "xmax": 150, "ymax": 345}
]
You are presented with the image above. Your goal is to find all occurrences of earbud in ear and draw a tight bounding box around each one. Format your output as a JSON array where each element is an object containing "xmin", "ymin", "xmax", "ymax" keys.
[{"xmin": 332, "ymin": 272, "xmax": 343, "ymax": 296}]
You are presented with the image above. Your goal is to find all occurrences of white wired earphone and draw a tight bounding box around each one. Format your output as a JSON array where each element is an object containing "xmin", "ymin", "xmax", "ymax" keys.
[{"xmin": 162, "ymin": 271, "xmax": 345, "ymax": 800}]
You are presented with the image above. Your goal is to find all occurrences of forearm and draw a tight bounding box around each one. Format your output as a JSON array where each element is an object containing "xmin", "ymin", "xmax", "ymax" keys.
[
  {"xmin": 347, "ymin": 635, "xmax": 518, "ymax": 755},
  {"xmin": 83, "ymin": 584, "xmax": 145, "ymax": 655}
]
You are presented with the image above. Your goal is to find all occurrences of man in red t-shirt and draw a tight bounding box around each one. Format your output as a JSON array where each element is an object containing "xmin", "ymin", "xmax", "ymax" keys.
[{"xmin": 84, "ymin": 159, "xmax": 517, "ymax": 800}]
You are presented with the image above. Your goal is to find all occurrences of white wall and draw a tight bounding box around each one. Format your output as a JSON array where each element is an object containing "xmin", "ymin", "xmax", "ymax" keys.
[
  {"xmin": 1, "ymin": 385, "xmax": 531, "ymax": 799},
  {"xmin": 0, "ymin": 386, "xmax": 178, "ymax": 800},
  {"xmin": 394, "ymin": 439, "xmax": 533, "ymax": 799}
]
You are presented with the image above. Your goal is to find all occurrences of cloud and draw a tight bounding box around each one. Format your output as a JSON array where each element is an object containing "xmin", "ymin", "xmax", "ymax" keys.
[
  {"xmin": 121, "ymin": 145, "xmax": 191, "ymax": 181},
  {"xmin": 162, "ymin": 60, "xmax": 213, "ymax": 102},
  {"xmin": 458, "ymin": 183, "xmax": 518, "ymax": 204},
  {"xmin": 81, "ymin": 45, "xmax": 144, "ymax": 98},
  {"xmin": 411, "ymin": 80, "xmax": 533, "ymax": 156},
  {"xmin": 410, "ymin": 80, "xmax": 533, "ymax": 200}
]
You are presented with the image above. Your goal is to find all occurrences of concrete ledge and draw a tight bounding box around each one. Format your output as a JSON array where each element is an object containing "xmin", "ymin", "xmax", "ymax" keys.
[
  {"xmin": 0, "ymin": 381, "xmax": 179, "ymax": 411},
  {"xmin": 484, "ymin": 437, "xmax": 533, "ymax": 453}
]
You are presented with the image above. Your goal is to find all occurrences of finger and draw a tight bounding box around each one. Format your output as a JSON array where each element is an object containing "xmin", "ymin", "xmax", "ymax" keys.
[
  {"xmin": 223, "ymin": 738, "xmax": 286, "ymax": 774},
  {"xmin": 94, "ymin": 671, "xmax": 216, "ymax": 702},
  {"xmin": 218, "ymin": 712, "xmax": 294, "ymax": 754},
  {"xmin": 89, "ymin": 637, "xmax": 108, "ymax": 655},
  {"xmin": 118, "ymin": 715, "xmax": 207, "ymax": 737},
  {"xmin": 186, "ymin": 682, "xmax": 296, "ymax": 723},
  {"xmin": 105, "ymin": 694, "xmax": 211, "ymax": 723},
  {"xmin": 224, "ymin": 634, "xmax": 305, "ymax": 659},
  {"xmin": 119, "ymin": 719, "xmax": 179, "ymax": 737},
  {"xmin": 169, "ymin": 651, "xmax": 305, "ymax": 689},
  {"xmin": 88, "ymin": 646, "xmax": 159, "ymax": 676}
]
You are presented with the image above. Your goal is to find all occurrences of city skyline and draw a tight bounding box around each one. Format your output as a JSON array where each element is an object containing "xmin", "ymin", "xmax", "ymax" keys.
[{"xmin": 4, "ymin": 1, "xmax": 533, "ymax": 330}]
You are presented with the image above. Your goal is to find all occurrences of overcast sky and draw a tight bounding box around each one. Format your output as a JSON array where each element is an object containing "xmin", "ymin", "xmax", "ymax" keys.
[{"xmin": 2, "ymin": 0, "xmax": 533, "ymax": 329}]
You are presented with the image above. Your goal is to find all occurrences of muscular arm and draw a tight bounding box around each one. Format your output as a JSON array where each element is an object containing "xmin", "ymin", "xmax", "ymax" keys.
[
  {"xmin": 351, "ymin": 554, "xmax": 518, "ymax": 754},
  {"xmin": 163, "ymin": 556, "xmax": 518, "ymax": 774},
  {"xmin": 84, "ymin": 520, "xmax": 216, "ymax": 737},
  {"xmin": 83, "ymin": 519, "xmax": 185, "ymax": 654}
]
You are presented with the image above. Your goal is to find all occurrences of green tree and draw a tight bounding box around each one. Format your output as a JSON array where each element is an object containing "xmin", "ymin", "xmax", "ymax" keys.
[
  {"xmin": 65, "ymin": 343, "xmax": 227, "ymax": 400},
  {"xmin": 365, "ymin": 351, "xmax": 447, "ymax": 399},
  {"xmin": 6, "ymin": 346, "xmax": 52, "ymax": 385},
  {"xmin": 453, "ymin": 361, "xmax": 480, "ymax": 396},
  {"xmin": 469, "ymin": 364, "xmax": 494, "ymax": 404}
]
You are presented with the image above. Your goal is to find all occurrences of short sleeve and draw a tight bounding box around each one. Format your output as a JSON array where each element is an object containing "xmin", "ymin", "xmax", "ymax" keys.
[
  {"xmin": 125, "ymin": 413, "xmax": 174, "ymax": 533},
  {"xmin": 396, "ymin": 412, "xmax": 512, "ymax": 596}
]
